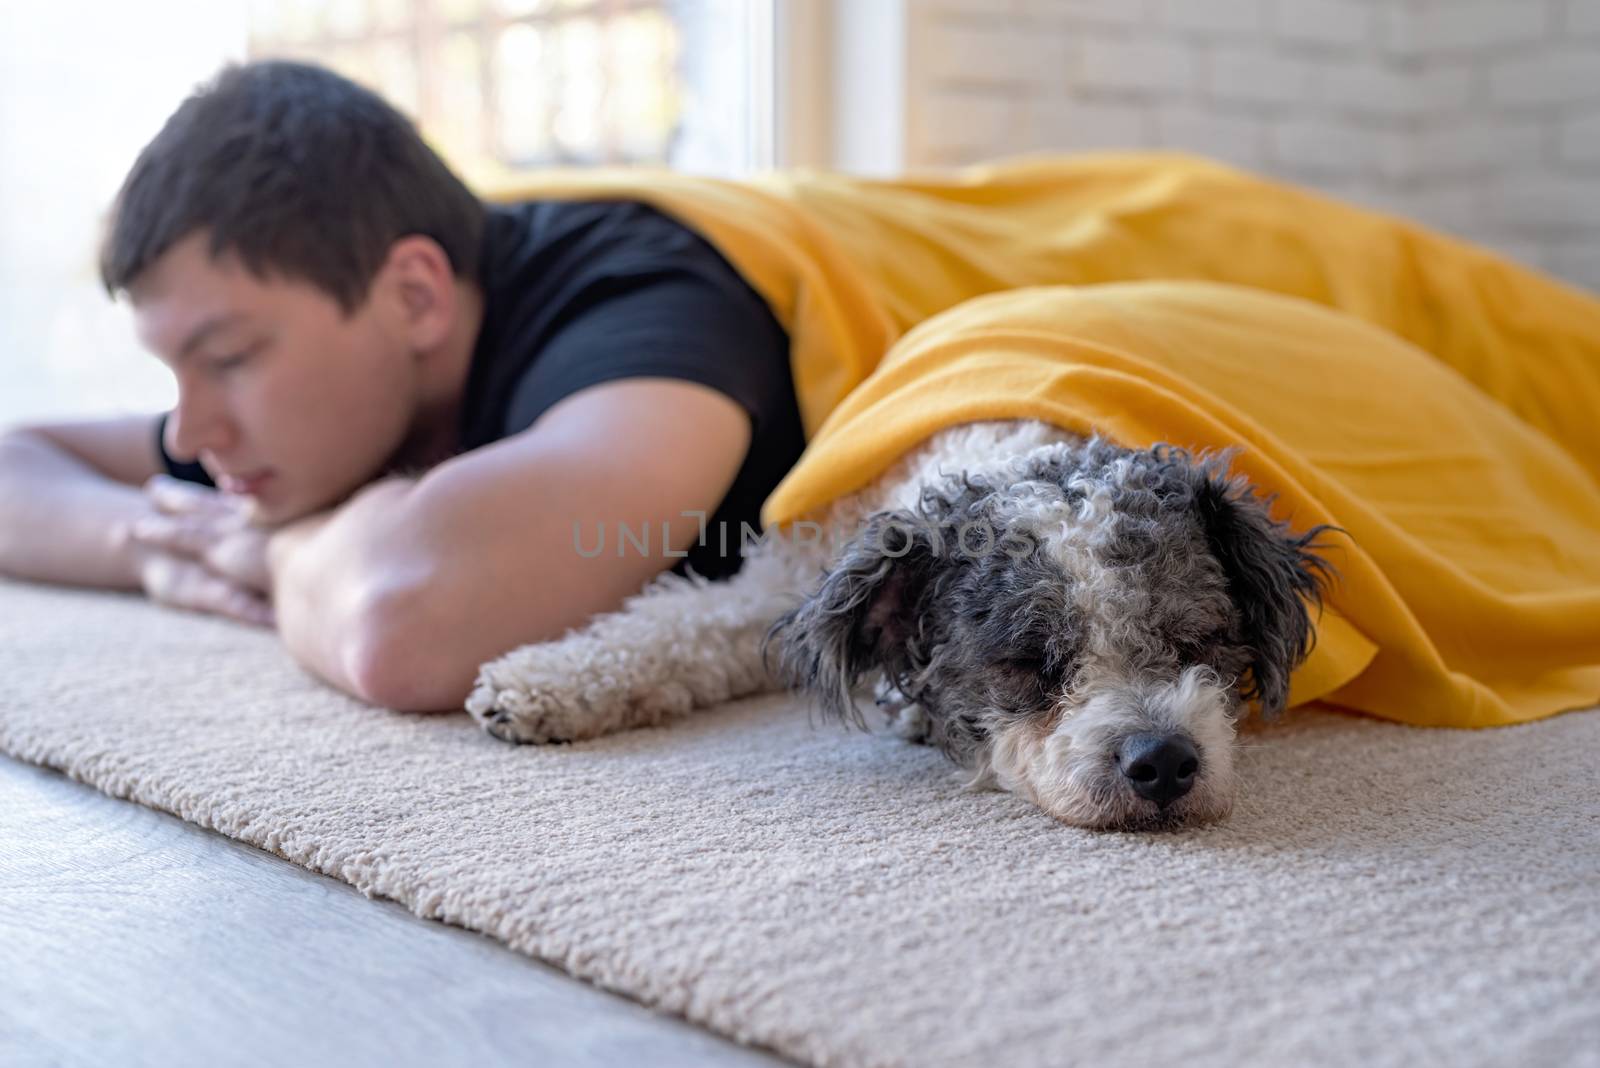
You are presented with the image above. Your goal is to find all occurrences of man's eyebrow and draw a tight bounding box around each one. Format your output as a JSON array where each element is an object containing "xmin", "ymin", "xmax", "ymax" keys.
[{"xmin": 176, "ymin": 313, "xmax": 247, "ymax": 363}]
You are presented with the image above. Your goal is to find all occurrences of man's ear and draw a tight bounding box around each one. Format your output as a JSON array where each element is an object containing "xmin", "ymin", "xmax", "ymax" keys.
[
  {"xmin": 1189, "ymin": 452, "xmax": 1340, "ymax": 720},
  {"xmin": 763, "ymin": 510, "xmax": 942, "ymax": 731},
  {"xmin": 378, "ymin": 234, "xmax": 457, "ymax": 349}
]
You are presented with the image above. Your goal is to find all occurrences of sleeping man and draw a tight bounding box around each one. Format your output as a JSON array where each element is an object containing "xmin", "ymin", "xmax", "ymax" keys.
[{"xmin": 0, "ymin": 59, "xmax": 805, "ymax": 712}]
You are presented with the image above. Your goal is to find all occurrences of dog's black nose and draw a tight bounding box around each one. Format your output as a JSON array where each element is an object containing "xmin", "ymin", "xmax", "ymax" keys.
[{"xmin": 1117, "ymin": 733, "xmax": 1199, "ymax": 807}]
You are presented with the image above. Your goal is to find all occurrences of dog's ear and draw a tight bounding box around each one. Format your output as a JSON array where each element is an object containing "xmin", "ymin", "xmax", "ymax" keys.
[
  {"xmin": 1190, "ymin": 456, "xmax": 1338, "ymax": 720},
  {"xmin": 763, "ymin": 510, "xmax": 942, "ymax": 731}
]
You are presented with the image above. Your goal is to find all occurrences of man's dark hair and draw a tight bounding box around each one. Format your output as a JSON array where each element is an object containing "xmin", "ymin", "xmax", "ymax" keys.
[{"xmin": 99, "ymin": 59, "xmax": 486, "ymax": 314}]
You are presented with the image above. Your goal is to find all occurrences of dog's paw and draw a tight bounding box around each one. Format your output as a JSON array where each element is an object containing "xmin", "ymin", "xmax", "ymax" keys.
[
  {"xmin": 886, "ymin": 702, "xmax": 932, "ymax": 744},
  {"xmin": 873, "ymin": 679, "xmax": 931, "ymax": 744},
  {"xmin": 465, "ymin": 684, "xmax": 585, "ymax": 745}
]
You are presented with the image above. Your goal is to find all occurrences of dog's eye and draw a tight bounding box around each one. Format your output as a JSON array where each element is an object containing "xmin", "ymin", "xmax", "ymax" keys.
[
  {"xmin": 987, "ymin": 656, "xmax": 1060, "ymax": 705},
  {"xmin": 985, "ymin": 655, "xmax": 1062, "ymax": 697}
]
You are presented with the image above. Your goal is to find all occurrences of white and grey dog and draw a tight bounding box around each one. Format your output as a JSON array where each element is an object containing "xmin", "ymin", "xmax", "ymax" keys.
[{"xmin": 465, "ymin": 420, "xmax": 1336, "ymax": 831}]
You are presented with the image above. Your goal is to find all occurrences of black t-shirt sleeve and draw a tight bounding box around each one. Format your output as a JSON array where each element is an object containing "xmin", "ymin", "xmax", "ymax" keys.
[
  {"xmin": 495, "ymin": 260, "xmax": 804, "ymax": 581},
  {"xmin": 499, "ymin": 269, "xmax": 784, "ymax": 440},
  {"xmin": 153, "ymin": 411, "xmax": 216, "ymax": 488}
]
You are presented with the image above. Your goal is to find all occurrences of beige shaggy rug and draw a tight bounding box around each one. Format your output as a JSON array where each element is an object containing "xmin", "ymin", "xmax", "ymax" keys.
[{"xmin": 3, "ymin": 575, "xmax": 1597, "ymax": 1068}]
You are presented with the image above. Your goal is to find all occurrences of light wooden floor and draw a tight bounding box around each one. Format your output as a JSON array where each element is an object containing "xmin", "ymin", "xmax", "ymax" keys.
[{"xmin": 0, "ymin": 755, "xmax": 796, "ymax": 1068}]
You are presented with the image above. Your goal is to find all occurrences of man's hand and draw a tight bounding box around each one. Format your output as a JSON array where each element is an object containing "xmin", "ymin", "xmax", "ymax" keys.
[{"xmin": 113, "ymin": 475, "xmax": 278, "ymax": 628}]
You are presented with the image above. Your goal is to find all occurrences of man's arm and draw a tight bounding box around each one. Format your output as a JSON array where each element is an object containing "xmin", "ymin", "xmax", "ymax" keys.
[
  {"xmin": 265, "ymin": 479, "xmax": 415, "ymax": 705},
  {"xmin": 265, "ymin": 377, "xmax": 751, "ymax": 712},
  {"xmin": 0, "ymin": 419, "xmax": 167, "ymax": 590}
]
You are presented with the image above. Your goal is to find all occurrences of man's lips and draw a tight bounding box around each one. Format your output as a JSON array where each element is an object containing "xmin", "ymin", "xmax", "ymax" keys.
[{"xmin": 218, "ymin": 470, "xmax": 274, "ymax": 495}]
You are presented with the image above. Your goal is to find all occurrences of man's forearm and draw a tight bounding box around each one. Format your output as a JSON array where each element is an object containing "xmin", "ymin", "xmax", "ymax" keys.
[
  {"xmin": 0, "ymin": 432, "xmax": 156, "ymax": 590},
  {"xmin": 266, "ymin": 477, "xmax": 423, "ymax": 704}
]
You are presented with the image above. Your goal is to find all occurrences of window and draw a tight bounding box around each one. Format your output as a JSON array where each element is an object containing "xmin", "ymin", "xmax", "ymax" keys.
[
  {"xmin": 247, "ymin": 0, "xmax": 689, "ymax": 184},
  {"xmin": 248, "ymin": 0, "xmax": 776, "ymax": 183}
]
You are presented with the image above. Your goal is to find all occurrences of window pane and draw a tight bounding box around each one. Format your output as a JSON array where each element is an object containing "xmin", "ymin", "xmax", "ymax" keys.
[
  {"xmin": 609, "ymin": 10, "xmax": 679, "ymax": 160},
  {"xmin": 437, "ymin": 0, "xmax": 486, "ymax": 26},
  {"xmin": 279, "ymin": 0, "xmax": 324, "ymax": 40},
  {"xmin": 248, "ymin": 0, "xmax": 289, "ymax": 41},
  {"xmin": 324, "ymin": 0, "xmax": 369, "ymax": 39},
  {"xmin": 373, "ymin": 37, "xmax": 421, "ymax": 120},
  {"xmin": 373, "ymin": 0, "xmax": 413, "ymax": 33},
  {"xmin": 669, "ymin": 0, "xmax": 766, "ymax": 175},
  {"xmin": 552, "ymin": 17, "xmax": 602, "ymax": 160},
  {"xmin": 494, "ymin": 0, "xmax": 552, "ymax": 15},
  {"xmin": 439, "ymin": 31, "xmax": 485, "ymax": 163},
  {"xmin": 327, "ymin": 42, "xmax": 380, "ymax": 88},
  {"xmin": 495, "ymin": 23, "xmax": 554, "ymax": 163}
]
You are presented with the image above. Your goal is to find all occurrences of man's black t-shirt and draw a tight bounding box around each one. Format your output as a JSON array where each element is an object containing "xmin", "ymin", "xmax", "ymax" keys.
[{"xmin": 156, "ymin": 198, "xmax": 805, "ymax": 579}]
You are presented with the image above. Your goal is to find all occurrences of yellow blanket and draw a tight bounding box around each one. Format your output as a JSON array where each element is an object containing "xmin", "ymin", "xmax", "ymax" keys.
[{"xmin": 483, "ymin": 152, "xmax": 1600, "ymax": 729}]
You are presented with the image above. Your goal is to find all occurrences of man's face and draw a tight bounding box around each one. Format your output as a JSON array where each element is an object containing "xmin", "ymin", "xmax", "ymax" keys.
[{"xmin": 131, "ymin": 231, "xmax": 421, "ymax": 525}]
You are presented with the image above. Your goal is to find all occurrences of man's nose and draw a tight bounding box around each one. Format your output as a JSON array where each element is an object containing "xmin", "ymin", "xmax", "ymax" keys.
[{"xmin": 167, "ymin": 396, "xmax": 235, "ymax": 460}]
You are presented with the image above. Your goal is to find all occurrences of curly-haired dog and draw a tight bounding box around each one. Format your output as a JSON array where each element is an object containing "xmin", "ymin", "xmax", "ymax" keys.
[{"xmin": 466, "ymin": 420, "xmax": 1336, "ymax": 831}]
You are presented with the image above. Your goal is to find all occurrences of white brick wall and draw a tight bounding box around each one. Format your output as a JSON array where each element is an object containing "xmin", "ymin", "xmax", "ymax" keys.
[
  {"xmin": 1208, "ymin": 49, "xmax": 1319, "ymax": 107},
  {"xmin": 1273, "ymin": 0, "xmax": 1372, "ymax": 50},
  {"xmin": 901, "ymin": 0, "xmax": 1600, "ymax": 294},
  {"xmin": 1489, "ymin": 50, "xmax": 1600, "ymax": 108},
  {"xmin": 1562, "ymin": 113, "xmax": 1600, "ymax": 163},
  {"xmin": 1156, "ymin": 0, "xmax": 1263, "ymax": 38},
  {"xmin": 1384, "ymin": 2, "xmax": 1549, "ymax": 58},
  {"xmin": 1570, "ymin": 0, "xmax": 1600, "ymax": 37},
  {"xmin": 1080, "ymin": 39, "xmax": 1197, "ymax": 94}
]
